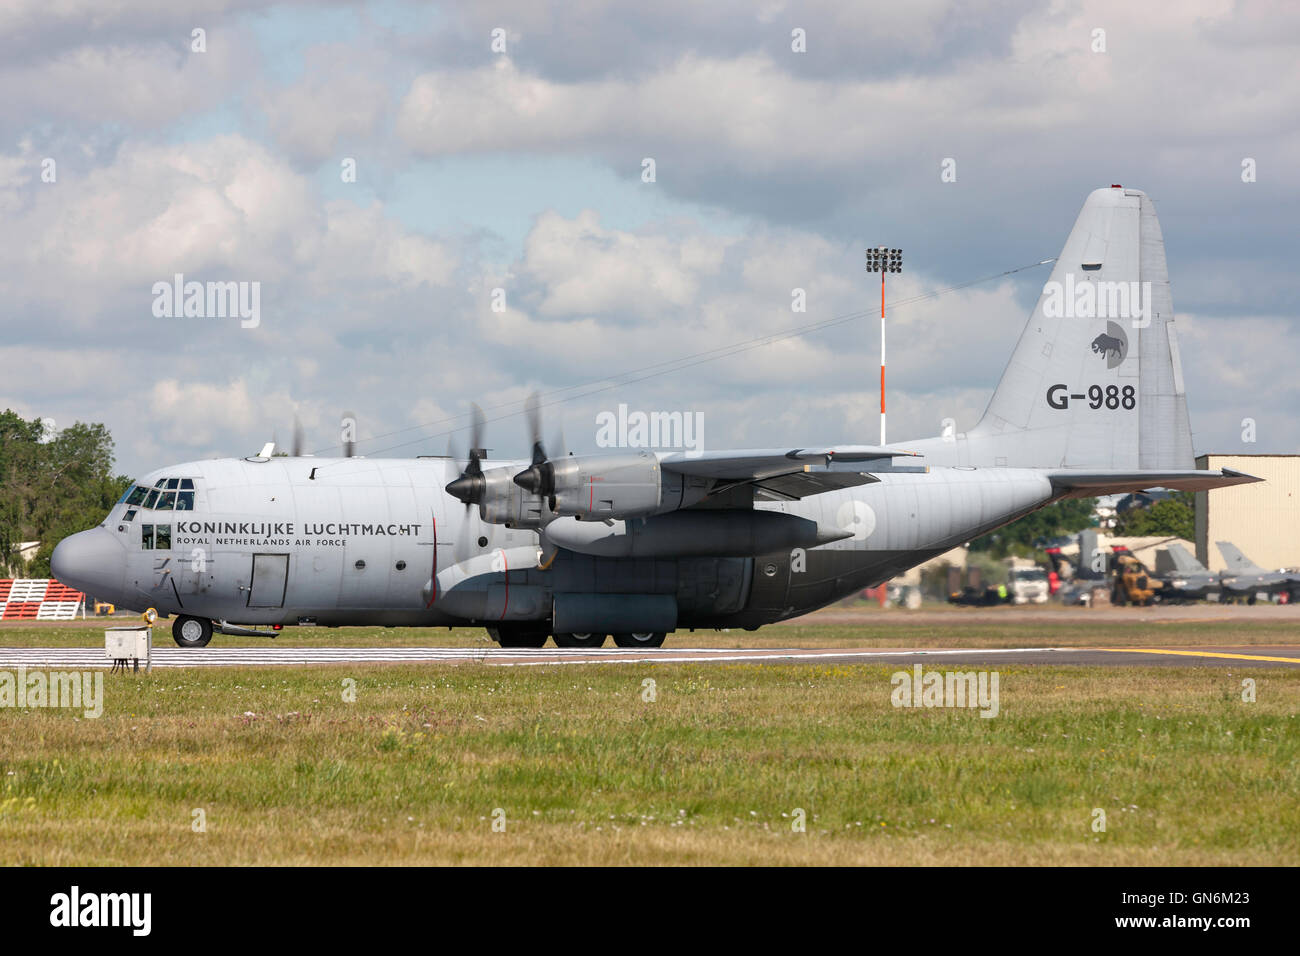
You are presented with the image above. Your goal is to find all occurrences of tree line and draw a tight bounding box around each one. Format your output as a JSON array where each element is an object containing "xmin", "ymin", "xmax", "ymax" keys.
[{"xmin": 0, "ymin": 409, "xmax": 131, "ymax": 577}]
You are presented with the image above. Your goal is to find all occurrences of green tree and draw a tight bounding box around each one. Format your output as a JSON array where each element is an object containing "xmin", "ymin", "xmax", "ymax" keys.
[
  {"xmin": 0, "ymin": 410, "xmax": 44, "ymax": 573},
  {"xmin": 968, "ymin": 497, "xmax": 1098, "ymax": 560},
  {"xmin": 1112, "ymin": 491, "xmax": 1195, "ymax": 541},
  {"xmin": 0, "ymin": 410, "xmax": 131, "ymax": 576}
]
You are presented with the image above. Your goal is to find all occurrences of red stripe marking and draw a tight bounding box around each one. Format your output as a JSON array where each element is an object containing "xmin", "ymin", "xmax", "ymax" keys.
[{"xmin": 425, "ymin": 516, "xmax": 439, "ymax": 607}]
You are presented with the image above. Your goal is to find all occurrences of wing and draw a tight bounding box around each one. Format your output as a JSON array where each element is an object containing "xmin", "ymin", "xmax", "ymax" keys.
[{"xmin": 659, "ymin": 446, "xmax": 923, "ymax": 501}]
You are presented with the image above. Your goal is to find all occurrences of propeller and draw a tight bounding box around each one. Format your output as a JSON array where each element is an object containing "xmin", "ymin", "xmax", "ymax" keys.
[
  {"xmin": 291, "ymin": 416, "xmax": 304, "ymax": 457},
  {"xmin": 444, "ymin": 403, "xmax": 487, "ymax": 505},
  {"xmin": 513, "ymin": 391, "xmax": 556, "ymax": 498}
]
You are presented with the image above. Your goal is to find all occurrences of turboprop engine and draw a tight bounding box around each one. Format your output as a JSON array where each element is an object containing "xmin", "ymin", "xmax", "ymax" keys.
[{"xmin": 517, "ymin": 450, "xmax": 711, "ymax": 521}]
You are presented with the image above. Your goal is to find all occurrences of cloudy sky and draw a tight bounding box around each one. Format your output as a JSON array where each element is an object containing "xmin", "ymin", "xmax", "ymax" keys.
[{"xmin": 2, "ymin": 0, "xmax": 1297, "ymax": 477}]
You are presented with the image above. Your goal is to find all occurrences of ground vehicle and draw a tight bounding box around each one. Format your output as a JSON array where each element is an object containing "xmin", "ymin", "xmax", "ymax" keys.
[
  {"xmin": 1110, "ymin": 549, "xmax": 1164, "ymax": 606},
  {"xmin": 1007, "ymin": 566, "xmax": 1049, "ymax": 604}
]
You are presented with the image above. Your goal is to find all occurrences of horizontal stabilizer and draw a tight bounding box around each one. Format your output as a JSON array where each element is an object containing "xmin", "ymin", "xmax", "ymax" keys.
[{"xmin": 1047, "ymin": 468, "xmax": 1259, "ymax": 496}]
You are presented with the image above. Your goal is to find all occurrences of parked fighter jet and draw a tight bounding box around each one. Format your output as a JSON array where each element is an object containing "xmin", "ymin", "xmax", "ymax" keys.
[
  {"xmin": 52, "ymin": 186, "xmax": 1258, "ymax": 647},
  {"xmin": 1160, "ymin": 542, "xmax": 1223, "ymax": 601},
  {"xmin": 1216, "ymin": 542, "xmax": 1300, "ymax": 603}
]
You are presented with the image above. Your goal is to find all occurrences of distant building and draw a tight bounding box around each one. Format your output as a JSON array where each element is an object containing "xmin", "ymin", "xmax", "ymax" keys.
[
  {"xmin": 1, "ymin": 541, "xmax": 40, "ymax": 577},
  {"xmin": 1195, "ymin": 454, "xmax": 1300, "ymax": 571}
]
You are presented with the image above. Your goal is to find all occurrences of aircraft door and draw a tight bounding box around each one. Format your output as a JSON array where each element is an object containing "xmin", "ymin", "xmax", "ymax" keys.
[{"xmin": 247, "ymin": 553, "xmax": 290, "ymax": 608}]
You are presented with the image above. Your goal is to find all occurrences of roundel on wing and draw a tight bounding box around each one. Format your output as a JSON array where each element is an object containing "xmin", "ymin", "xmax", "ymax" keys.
[{"xmin": 836, "ymin": 499, "xmax": 876, "ymax": 542}]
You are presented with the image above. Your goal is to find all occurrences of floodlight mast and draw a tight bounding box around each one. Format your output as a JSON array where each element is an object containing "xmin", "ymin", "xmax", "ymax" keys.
[{"xmin": 865, "ymin": 246, "xmax": 902, "ymax": 445}]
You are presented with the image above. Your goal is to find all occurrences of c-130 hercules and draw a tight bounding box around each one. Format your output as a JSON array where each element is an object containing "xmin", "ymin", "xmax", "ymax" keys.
[{"xmin": 52, "ymin": 186, "xmax": 1257, "ymax": 648}]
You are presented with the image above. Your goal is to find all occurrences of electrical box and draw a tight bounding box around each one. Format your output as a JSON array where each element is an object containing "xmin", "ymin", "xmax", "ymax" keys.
[{"xmin": 106, "ymin": 625, "xmax": 152, "ymax": 672}]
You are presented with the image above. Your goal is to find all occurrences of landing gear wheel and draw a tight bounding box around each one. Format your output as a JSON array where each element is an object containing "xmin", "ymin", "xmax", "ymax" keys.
[
  {"xmin": 612, "ymin": 631, "xmax": 666, "ymax": 648},
  {"xmin": 172, "ymin": 615, "xmax": 213, "ymax": 648},
  {"xmin": 553, "ymin": 632, "xmax": 607, "ymax": 648},
  {"xmin": 489, "ymin": 626, "xmax": 550, "ymax": 649}
]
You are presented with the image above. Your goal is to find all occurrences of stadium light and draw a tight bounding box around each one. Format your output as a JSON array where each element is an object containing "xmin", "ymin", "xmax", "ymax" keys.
[{"xmin": 865, "ymin": 247, "xmax": 902, "ymax": 445}]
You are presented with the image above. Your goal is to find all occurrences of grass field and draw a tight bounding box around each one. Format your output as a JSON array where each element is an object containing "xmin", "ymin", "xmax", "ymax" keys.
[
  {"xmin": 2, "ymin": 640, "xmax": 1298, "ymax": 864},
  {"xmin": 5, "ymin": 602, "xmax": 1300, "ymax": 649}
]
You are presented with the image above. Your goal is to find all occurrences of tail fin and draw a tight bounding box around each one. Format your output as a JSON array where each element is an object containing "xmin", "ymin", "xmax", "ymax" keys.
[
  {"xmin": 1215, "ymin": 541, "xmax": 1259, "ymax": 572},
  {"xmin": 917, "ymin": 186, "xmax": 1194, "ymax": 470},
  {"xmin": 1165, "ymin": 542, "xmax": 1206, "ymax": 573}
]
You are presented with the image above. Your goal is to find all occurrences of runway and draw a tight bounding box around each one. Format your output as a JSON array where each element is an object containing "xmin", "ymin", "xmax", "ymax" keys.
[{"xmin": 0, "ymin": 645, "xmax": 1297, "ymax": 668}]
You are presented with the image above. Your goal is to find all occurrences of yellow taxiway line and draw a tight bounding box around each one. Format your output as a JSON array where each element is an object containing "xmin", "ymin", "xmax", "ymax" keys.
[{"xmin": 1093, "ymin": 648, "xmax": 1300, "ymax": 665}]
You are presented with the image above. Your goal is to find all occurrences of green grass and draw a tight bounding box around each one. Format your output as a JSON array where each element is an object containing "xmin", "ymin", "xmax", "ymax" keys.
[
  {"xmin": 1, "ymin": 660, "xmax": 1297, "ymax": 864},
  {"xmin": 4, "ymin": 607, "xmax": 1300, "ymax": 649}
]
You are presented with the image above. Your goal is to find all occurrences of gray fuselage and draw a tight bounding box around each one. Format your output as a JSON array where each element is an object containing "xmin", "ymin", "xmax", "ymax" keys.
[{"xmin": 60, "ymin": 455, "xmax": 1056, "ymax": 631}]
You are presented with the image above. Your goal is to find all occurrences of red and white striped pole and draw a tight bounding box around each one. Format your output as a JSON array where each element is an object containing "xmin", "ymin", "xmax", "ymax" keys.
[
  {"xmin": 880, "ymin": 269, "xmax": 886, "ymax": 446},
  {"xmin": 866, "ymin": 247, "xmax": 902, "ymax": 448}
]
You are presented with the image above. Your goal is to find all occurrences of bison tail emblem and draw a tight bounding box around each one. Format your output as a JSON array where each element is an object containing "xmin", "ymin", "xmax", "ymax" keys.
[{"xmin": 1090, "ymin": 321, "xmax": 1129, "ymax": 369}]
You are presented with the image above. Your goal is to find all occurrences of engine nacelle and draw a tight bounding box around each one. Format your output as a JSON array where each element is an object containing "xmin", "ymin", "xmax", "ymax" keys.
[
  {"xmin": 549, "ymin": 451, "xmax": 665, "ymax": 519},
  {"xmin": 477, "ymin": 467, "xmax": 551, "ymax": 529}
]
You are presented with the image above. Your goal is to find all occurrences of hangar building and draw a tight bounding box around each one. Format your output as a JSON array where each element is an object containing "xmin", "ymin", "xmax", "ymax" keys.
[{"xmin": 1194, "ymin": 454, "xmax": 1300, "ymax": 572}]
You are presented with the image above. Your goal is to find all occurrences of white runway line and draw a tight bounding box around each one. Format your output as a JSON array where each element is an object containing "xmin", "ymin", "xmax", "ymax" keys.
[{"xmin": 0, "ymin": 646, "xmax": 1073, "ymax": 669}]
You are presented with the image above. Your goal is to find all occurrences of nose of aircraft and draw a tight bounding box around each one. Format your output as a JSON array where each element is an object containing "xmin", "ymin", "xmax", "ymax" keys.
[{"xmin": 50, "ymin": 527, "xmax": 127, "ymax": 600}]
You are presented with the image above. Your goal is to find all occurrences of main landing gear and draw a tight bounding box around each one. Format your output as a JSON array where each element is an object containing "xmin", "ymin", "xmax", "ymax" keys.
[
  {"xmin": 553, "ymin": 632, "xmax": 606, "ymax": 648},
  {"xmin": 487, "ymin": 625, "xmax": 550, "ymax": 649},
  {"xmin": 488, "ymin": 627, "xmax": 668, "ymax": 649},
  {"xmin": 612, "ymin": 632, "xmax": 666, "ymax": 648}
]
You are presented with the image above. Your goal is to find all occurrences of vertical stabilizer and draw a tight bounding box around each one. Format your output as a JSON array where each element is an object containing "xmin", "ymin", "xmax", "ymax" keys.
[{"xmin": 912, "ymin": 186, "xmax": 1195, "ymax": 471}]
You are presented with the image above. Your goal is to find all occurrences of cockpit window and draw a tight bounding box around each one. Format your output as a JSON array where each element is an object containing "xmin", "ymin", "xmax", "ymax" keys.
[{"xmin": 131, "ymin": 478, "xmax": 198, "ymax": 510}]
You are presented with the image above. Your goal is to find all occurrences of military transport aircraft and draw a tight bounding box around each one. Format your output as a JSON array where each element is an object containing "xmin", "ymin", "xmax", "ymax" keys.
[{"xmin": 52, "ymin": 186, "xmax": 1258, "ymax": 648}]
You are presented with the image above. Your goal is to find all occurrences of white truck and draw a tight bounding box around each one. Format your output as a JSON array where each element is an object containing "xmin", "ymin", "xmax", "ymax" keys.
[{"xmin": 1007, "ymin": 566, "xmax": 1050, "ymax": 605}]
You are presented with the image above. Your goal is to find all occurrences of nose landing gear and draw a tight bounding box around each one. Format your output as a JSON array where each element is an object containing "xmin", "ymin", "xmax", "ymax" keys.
[{"xmin": 173, "ymin": 615, "xmax": 213, "ymax": 648}]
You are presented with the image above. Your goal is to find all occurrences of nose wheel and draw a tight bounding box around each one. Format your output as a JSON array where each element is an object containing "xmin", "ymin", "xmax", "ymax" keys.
[{"xmin": 173, "ymin": 615, "xmax": 213, "ymax": 648}]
